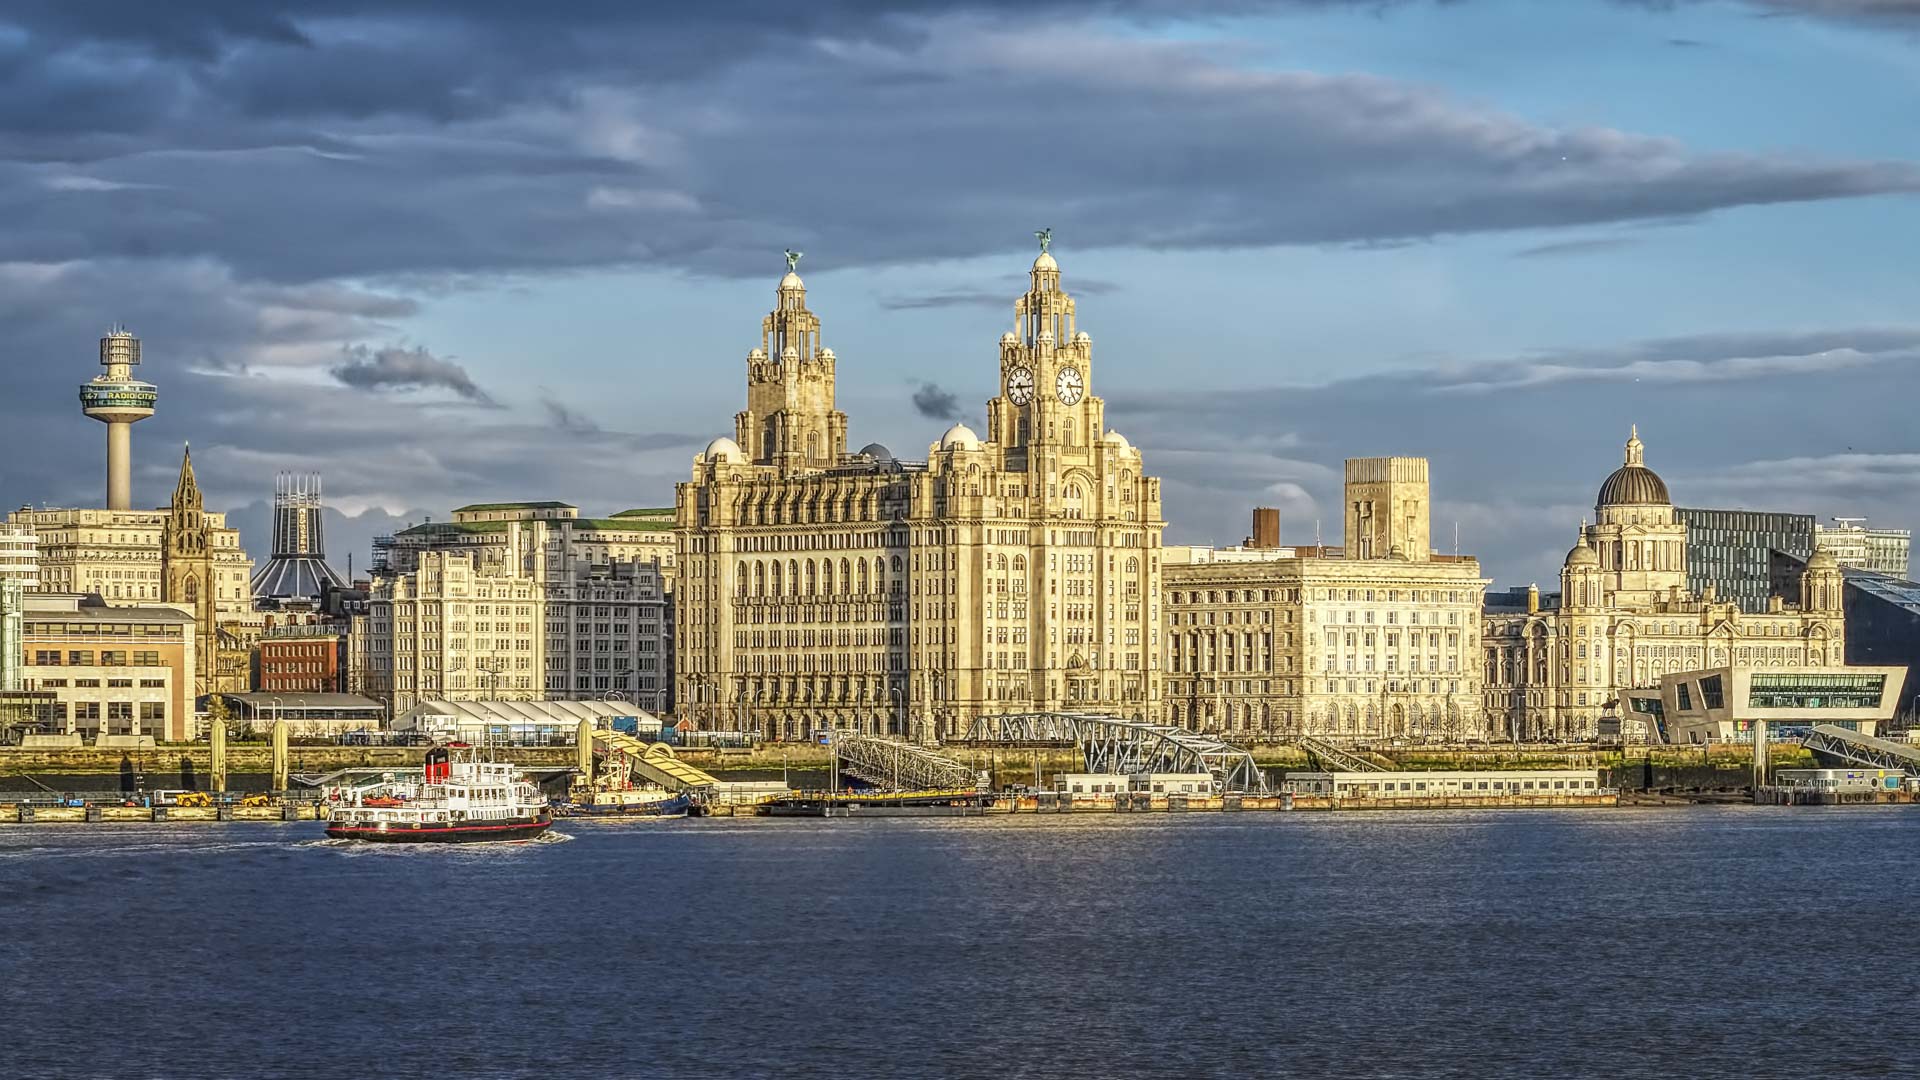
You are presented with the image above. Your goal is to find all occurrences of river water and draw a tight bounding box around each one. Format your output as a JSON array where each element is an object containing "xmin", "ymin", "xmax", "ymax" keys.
[{"xmin": 3, "ymin": 808, "xmax": 1917, "ymax": 1079}]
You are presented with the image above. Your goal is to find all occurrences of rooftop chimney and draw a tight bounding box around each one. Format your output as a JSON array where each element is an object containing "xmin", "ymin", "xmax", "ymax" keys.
[{"xmin": 1250, "ymin": 507, "xmax": 1280, "ymax": 550}]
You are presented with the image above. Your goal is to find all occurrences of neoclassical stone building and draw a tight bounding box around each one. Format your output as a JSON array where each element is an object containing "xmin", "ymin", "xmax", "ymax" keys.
[
  {"xmin": 1164, "ymin": 459, "xmax": 1488, "ymax": 742},
  {"xmin": 1483, "ymin": 429, "xmax": 1845, "ymax": 739},
  {"xmin": 674, "ymin": 245, "xmax": 1166, "ymax": 740}
]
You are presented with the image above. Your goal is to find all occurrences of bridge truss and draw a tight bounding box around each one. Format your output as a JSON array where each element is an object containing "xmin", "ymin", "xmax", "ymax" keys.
[
  {"xmin": 968, "ymin": 712, "xmax": 1270, "ymax": 793},
  {"xmin": 1802, "ymin": 724, "xmax": 1920, "ymax": 774},
  {"xmin": 1297, "ymin": 735, "xmax": 1385, "ymax": 773},
  {"xmin": 832, "ymin": 732, "xmax": 984, "ymax": 792}
]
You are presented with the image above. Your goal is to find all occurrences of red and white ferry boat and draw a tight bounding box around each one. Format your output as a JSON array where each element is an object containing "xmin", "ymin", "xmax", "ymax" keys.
[{"xmin": 324, "ymin": 744, "xmax": 552, "ymax": 843}]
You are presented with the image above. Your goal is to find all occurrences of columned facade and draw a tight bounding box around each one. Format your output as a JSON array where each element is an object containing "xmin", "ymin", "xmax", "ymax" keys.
[
  {"xmin": 676, "ymin": 244, "xmax": 1165, "ymax": 741},
  {"xmin": 1483, "ymin": 430, "xmax": 1846, "ymax": 740}
]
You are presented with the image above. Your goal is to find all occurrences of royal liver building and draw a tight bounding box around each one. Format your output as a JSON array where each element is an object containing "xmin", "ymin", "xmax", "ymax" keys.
[{"xmin": 675, "ymin": 242, "xmax": 1166, "ymax": 741}]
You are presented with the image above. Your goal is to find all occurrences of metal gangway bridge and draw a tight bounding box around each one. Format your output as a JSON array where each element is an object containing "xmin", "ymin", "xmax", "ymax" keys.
[
  {"xmin": 1801, "ymin": 724, "xmax": 1920, "ymax": 774},
  {"xmin": 1296, "ymin": 734, "xmax": 1385, "ymax": 773},
  {"xmin": 831, "ymin": 732, "xmax": 985, "ymax": 792},
  {"xmin": 968, "ymin": 712, "xmax": 1270, "ymax": 794},
  {"xmin": 593, "ymin": 729, "xmax": 721, "ymax": 792}
]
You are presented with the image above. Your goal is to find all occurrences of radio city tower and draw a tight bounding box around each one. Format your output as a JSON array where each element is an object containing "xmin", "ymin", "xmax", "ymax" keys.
[{"xmin": 79, "ymin": 328, "xmax": 158, "ymax": 510}]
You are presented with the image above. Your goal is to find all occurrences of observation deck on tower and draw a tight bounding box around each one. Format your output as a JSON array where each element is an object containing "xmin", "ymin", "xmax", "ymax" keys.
[{"xmin": 79, "ymin": 328, "xmax": 158, "ymax": 510}]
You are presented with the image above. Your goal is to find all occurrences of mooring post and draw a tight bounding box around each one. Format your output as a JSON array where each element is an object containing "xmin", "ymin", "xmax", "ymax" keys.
[
  {"xmin": 271, "ymin": 720, "xmax": 289, "ymax": 793},
  {"xmin": 210, "ymin": 716, "xmax": 227, "ymax": 794}
]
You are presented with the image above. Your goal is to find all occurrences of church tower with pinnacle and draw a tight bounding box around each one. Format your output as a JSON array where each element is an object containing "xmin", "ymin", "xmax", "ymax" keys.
[{"xmin": 163, "ymin": 445, "xmax": 219, "ymax": 693}]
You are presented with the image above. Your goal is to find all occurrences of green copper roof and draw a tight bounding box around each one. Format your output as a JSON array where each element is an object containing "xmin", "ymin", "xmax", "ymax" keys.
[
  {"xmin": 610, "ymin": 507, "xmax": 675, "ymax": 519},
  {"xmin": 451, "ymin": 500, "xmax": 576, "ymax": 512},
  {"xmin": 395, "ymin": 521, "xmax": 511, "ymax": 536},
  {"xmin": 573, "ymin": 518, "xmax": 675, "ymax": 532}
]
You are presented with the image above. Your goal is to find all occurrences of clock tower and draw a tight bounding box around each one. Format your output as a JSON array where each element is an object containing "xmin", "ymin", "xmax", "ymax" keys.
[{"xmin": 986, "ymin": 234, "xmax": 1108, "ymax": 463}]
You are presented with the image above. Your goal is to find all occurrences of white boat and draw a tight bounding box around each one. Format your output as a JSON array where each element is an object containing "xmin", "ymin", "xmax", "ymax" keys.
[{"xmin": 324, "ymin": 744, "xmax": 552, "ymax": 844}]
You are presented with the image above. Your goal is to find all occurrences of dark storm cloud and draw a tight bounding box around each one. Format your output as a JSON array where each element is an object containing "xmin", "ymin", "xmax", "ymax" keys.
[
  {"xmin": 330, "ymin": 344, "xmax": 492, "ymax": 402},
  {"xmin": 0, "ymin": 4, "xmax": 1915, "ymax": 284},
  {"xmin": 911, "ymin": 382, "xmax": 962, "ymax": 421},
  {"xmin": 4, "ymin": 0, "xmax": 1918, "ymax": 575}
]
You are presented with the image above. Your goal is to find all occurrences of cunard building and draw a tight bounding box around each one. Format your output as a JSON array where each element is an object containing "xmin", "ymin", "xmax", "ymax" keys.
[{"xmin": 675, "ymin": 241, "xmax": 1166, "ymax": 741}]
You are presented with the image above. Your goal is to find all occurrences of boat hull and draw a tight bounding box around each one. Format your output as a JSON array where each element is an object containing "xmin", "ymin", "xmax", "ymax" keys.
[
  {"xmin": 559, "ymin": 794, "xmax": 692, "ymax": 818},
  {"xmin": 324, "ymin": 816, "xmax": 552, "ymax": 843}
]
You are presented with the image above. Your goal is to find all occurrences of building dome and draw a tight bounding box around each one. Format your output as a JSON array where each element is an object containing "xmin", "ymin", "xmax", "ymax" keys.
[
  {"xmin": 702, "ymin": 436, "xmax": 746, "ymax": 463},
  {"xmin": 1001, "ymin": 331, "xmax": 1018, "ymax": 346},
  {"xmin": 1806, "ymin": 549, "xmax": 1840, "ymax": 570},
  {"xmin": 939, "ymin": 423, "xmax": 981, "ymax": 451},
  {"xmin": 819, "ymin": 347, "xmax": 835, "ymax": 361},
  {"xmin": 779, "ymin": 270, "xmax": 804, "ymax": 291},
  {"xmin": 1564, "ymin": 539, "xmax": 1600, "ymax": 567},
  {"xmin": 1103, "ymin": 429, "xmax": 1131, "ymax": 449},
  {"xmin": 1597, "ymin": 426, "xmax": 1670, "ymax": 507},
  {"xmin": 857, "ymin": 442, "xmax": 893, "ymax": 462},
  {"xmin": 1033, "ymin": 251, "xmax": 1058, "ymax": 273}
]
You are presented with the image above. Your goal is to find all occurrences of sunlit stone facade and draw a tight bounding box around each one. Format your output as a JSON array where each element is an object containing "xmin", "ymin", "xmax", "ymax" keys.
[
  {"xmin": 1483, "ymin": 430, "xmax": 1846, "ymax": 740},
  {"xmin": 675, "ymin": 248, "xmax": 1166, "ymax": 741}
]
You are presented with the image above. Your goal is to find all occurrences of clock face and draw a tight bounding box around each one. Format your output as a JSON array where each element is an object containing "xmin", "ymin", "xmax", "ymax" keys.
[
  {"xmin": 1006, "ymin": 365, "xmax": 1035, "ymax": 406},
  {"xmin": 1055, "ymin": 366, "xmax": 1084, "ymax": 406}
]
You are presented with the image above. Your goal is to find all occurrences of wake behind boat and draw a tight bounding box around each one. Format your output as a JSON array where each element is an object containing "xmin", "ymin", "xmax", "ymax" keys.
[{"xmin": 324, "ymin": 744, "xmax": 552, "ymax": 843}]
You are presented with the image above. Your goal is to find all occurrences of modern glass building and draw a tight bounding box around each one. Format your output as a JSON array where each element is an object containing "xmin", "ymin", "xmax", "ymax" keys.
[
  {"xmin": 1837, "ymin": 568, "xmax": 1920, "ymax": 721},
  {"xmin": 1645, "ymin": 664, "xmax": 1905, "ymax": 744},
  {"xmin": 1676, "ymin": 507, "xmax": 1815, "ymax": 613}
]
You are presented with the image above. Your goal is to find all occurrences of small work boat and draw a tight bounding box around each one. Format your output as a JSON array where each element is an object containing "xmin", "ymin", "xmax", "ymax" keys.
[
  {"xmin": 324, "ymin": 744, "xmax": 552, "ymax": 843},
  {"xmin": 554, "ymin": 790, "xmax": 693, "ymax": 817}
]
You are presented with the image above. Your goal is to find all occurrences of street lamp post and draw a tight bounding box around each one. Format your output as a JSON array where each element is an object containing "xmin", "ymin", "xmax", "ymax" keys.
[{"xmin": 887, "ymin": 685, "xmax": 904, "ymax": 740}]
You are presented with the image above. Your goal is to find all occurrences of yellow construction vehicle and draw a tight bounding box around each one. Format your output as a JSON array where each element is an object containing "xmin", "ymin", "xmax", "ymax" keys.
[
  {"xmin": 238, "ymin": 793, "xmax": 273, "ymax": 808},
  {"xmin": 173, "ymin": 791, "xmax": 213, "ymax": 808}
]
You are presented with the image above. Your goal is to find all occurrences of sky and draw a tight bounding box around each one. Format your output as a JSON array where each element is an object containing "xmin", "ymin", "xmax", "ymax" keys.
[{"xmin": 4, "ymin": 0, "xmax": 1919, "ymax": 587}]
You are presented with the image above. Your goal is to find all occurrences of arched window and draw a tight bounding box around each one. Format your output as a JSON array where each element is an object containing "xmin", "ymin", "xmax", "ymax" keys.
[
  {"xmin": 858, "ymin": 560, "xmax": 870, "ymax": 592},
  {"xmin": 770, "ymin": 561, "xmax": 782, "ymax": 596},
  {"xmin": 787, "ymin": 560, "xmax": 800, "ymax": 596},
  {"xmin": 806, "ymin": 560, "xmax": 817, "ymax": 595},
  {"xmin": 754, "ymin": 562, "xmax": 766, "ymax": 596},
  {"xmin": 737, "ymin": 566, "xmax": 749, "ymax": 596}
]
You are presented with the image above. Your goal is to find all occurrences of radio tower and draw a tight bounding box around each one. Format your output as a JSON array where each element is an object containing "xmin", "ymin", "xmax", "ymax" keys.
[{"xmin": 79, "ymin": 327, "xmax": 158, "ymax": 510}]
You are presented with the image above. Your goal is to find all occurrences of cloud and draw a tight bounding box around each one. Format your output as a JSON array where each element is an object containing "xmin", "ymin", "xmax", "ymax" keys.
[
  {"xmin": 1513, "ymin": 236, "xmax": 1644, "ymax": 258},
  {"xmin": 538, "ymin": 392, "xmax": 600, "ymax": 433},
  {"xmin": 911, "ymin": 382, "xmax": 962, "ymax": 420},
  {"xmin": 0, "ymin": 8, "xmax": 1914, "ymax": 285},
  {"xmin": 1106, "ymin": 323, "xmax": 1920, "ymax": 585},
  {"xmin": 1426, "ymin": 328, "xmax": 1920, "ymax": 394},
  {"xmin": 880, "ymin": 290, "xmax": 1012, "ymax": 311},
  {"xmin": 329, "ymin": 344, "xmax": 492, "ymax": 402}
]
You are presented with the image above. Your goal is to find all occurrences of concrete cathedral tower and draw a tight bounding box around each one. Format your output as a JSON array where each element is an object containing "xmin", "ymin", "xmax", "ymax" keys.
[
  {"xmin": 79, "ymin": 328, "xmax": 158, "ymax": 510},
  {"xmin": 251, "ymin": 472, "xmax": 346, "ymax": 605},
  {"xmin": 734, "ymin": 250, "xmax": 848, "ymax": 473}
]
